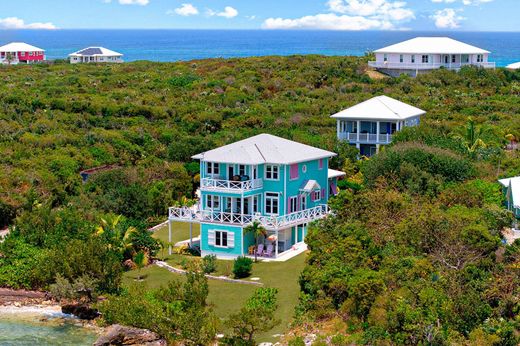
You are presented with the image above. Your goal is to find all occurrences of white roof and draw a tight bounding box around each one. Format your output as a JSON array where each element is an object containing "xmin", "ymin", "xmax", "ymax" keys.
[
  {"xmin": 69, "ymin": 47, "xmax": 123, "ymax": 57},
  {"xmin": 192, "ymin": 134, "xmax": 336, "ymax": 165},
  {"xmin": 499, "ymin": 176, "xmax": 520, "ymax": 208},
  {"xmin": 374, "ymin": 37, "xmax": 490, "ymax": 55},
  {"xmin": 328, "ymin": 169, "xmax": 346, "ymax": 179},
  {"xmin": 0, "ymin": 42, "xmax": 44, "ymax": 53},
  {"xmin": 506, "ymin": 62, "xmax": 520, "ymax": 70},
  {"xmin": 331, "ymin": 95, "xmax": 426, "ymax": 121}
]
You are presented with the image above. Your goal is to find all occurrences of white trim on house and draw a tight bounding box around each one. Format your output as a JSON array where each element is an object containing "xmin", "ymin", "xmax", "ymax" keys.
[
  {"xmin": 69, "ymin": 47, "xmax": 123, "ymax": 64},
  {"xmin": 374, "ymin": 37, "xmax": 489, "ymax": 55},
  {"xmin": 499, "ymin": 177, "xmax": 520, "ymax": 209}
]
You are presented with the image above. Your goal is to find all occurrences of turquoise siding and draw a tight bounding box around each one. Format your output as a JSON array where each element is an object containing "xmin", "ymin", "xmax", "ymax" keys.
[
  {"xmin": 200, "ymin": 223, "xmax": 245, "ymax": 257},
  {"xmin": 284, "ymin": 158, "xmax": 329, "ymax": 211}
]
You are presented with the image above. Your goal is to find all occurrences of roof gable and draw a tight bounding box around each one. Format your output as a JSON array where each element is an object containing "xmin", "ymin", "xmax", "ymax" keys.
[
  {"xmin": 499, "ymin": 176, "xmax": 520, "ymax": 208},
  {"xmin": 69, "ymin": 47, "xmax": 123, "ymax": 57},
  {"xmin": 331, "ymin": 95, "xmax": 426, "ymax": 121},
  {"xmin": 193, "ymin": 134, "xmax": 336, "ymax": 165},
  {"xmin": 374, "ymin": 37, "xmax": 490, "ymax": 55}
]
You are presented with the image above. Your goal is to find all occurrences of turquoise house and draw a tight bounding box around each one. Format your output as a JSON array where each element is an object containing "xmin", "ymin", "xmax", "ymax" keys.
[
  {"xmin": 168, "ymin": 134, "xmax": 345, "ymax": 260},
  {"xmin": 499, "ymin": 176, "xmax": 520, "ymax": 219}
]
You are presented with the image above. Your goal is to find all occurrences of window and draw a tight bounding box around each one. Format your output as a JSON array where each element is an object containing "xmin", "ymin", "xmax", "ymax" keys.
[
  {"xmin": 206, "ymin": 162, "xmax": 219, "ymax": 176},
  {"xmin": 265, "ymin": 165, "xmax": 279, "ymax": 180},
  {"xmin": 399, "ymin": 54, "xmax": 404, "ymax": 63},
  {"xmin": 302, "ymin": 165, "xmax": 307, "ymax": 173},
  {"xmin": 239, "ymin": 165, "xmax": 246, "ymax": 176},
  {"xmin": 383, "ymin": 54, "xmax": 388, "ymax": 62},
  {"xmin": 462, "ymin": 54, "xmax": 469, "ymax": 63},
  {"xmin": 265, "ymin": 192, "xmax": 279, "ymax": 215},
  {"xmin": 452, "ymin": 55, "xmax": 456, "ymax": 63},
  {"xmin": 477, "ymin": 54, "xmax": 483, "ymax": 63},
  {"xmin": 290, "ymin": 164, "xmax": 299, "ymax": 180},
  {"xmin": 318, "ymin": 159, "xmax": 324, "ymax": 170},
  {"xmin": 253, "ymin": 196, "xmax": 259, "ymax": 213},
  {"xmin": 411, "ymin": 55, "xmax": 415, "ymax": 63},
  {"xmin": 312, "ymin": 190, "xmax": 321, "ymax": 201},
  {"xmin": 289, "ymin": 196, "xmax": 298, "ymax": 213},
  {"xmin": 215, "ymin": 231, "xmax": 228, "ymax": 247},
  {"xmin": 206, "ymin": 195, "xmax": 220, "ymax": 210},
  {"xmin": 421, "ymin": 55, "xmax": 429, "ymax": 63}
]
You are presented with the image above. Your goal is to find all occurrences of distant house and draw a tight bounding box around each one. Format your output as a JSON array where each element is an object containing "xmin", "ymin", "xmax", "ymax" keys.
[
  {"xmin": 168, "ymin": 134, "xmax": 345, "ymax": 260},
  {"xmin": 506, "ymin": 62, "xmax": 520, "ymax": 70},
  {"xmin": 69, "ymin": 47, "xmax": 123, "ymax": 64},
  {"xmin": 499, "ymin": 176, "xmax": 520, "ymax": 219},
  {"xmin": 332, "ymin": 95, "xmax": 425, "ymax": 156},
  {"xmin": 368, "ymin": 37, "xmax": 495, "ymax": 77},
  {"xmin": 0, "ymin": 42, "xmax": 45, "ymax": 65}
]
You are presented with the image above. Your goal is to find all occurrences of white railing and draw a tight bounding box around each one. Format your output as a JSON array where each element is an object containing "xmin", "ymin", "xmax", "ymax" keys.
[
  {"xmin": 200, "ymin": 177, "xmax": 263, "ymax": 192},
  {"xmin": 168, "ymin": 204, "xmax": 330, "ymax": 230},
  {"xmin": 338, "ymin": 132, "xmax": 393, "ymax": 144},
  {"xmin": 368, "ymin": 61, "xmax": 496, "ymax": 70}
]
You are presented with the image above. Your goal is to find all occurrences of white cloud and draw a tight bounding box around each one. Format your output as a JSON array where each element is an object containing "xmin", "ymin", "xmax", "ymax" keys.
[
  {"xmin": 118, "ymin": 0, "xmax": 149, "ymax": 5},
  {"xmin": 430, "ymin": 8, "xmax": 465, "ymax": 28},
  {"xmin": 171, "ymin": 3, "xmax": 199, "ymax": 16},
  {"xmin": 431, "ymin": 0, "xmax": 456, "ymax": 3},
  {"xmin": 207, "ymin": 6, "xmax": 239, "ymax": 18},
  {"xmin": 327, "ymin": 0, "xmax": 415, "ymax": 21},
  {"xmin": 0, "ymin": 17, "xmax": 57, "ymax": 30},
  {"xmin": 462, "ymin": 0, "xmax": 493, "ymax": 5},
  {"xmin": 263, "ymin": 13, "xmax": 394, "ymax": 30}
]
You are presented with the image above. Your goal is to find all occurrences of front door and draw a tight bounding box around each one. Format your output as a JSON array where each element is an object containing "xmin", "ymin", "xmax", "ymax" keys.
[
  {"xmin": 243, "ymin": 198, "xmax": 250, "ymax": 215},
  {"xmin": 228, "ymin": 165, "xmax": 234, "ymax": 180}
]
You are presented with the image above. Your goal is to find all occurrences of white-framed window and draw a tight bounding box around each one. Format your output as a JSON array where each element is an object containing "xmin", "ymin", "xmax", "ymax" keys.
[
  {"xmin": 411, "ymin": 55, "xmax": 415, "ymax": 63},
  {"xmin": 208, "ymin": 230, "xmax": 235, "ymax": 248},
  {"xmin": 422, "ymin": 55, "xmax": 429, "ymax": 63},
  {"xmin": 265, "ymin": 165, "xmax": 279, "ymax": 180},
  {"xmin": 313, "ymin": 190, "xmax": 321, "ymax": 201},
  {"xmin": 206, "ymin": 195, "xmax": 220, "ymax": 210},
  {"xmin": 253, "ymin": 195, "xmax": 259, "ymax": 213},
  {"xmin": 265, "ymin": 192, "xmax": 279, "ymax": 215},
  {"xmin": 206, "ymin": 162, "xmax": 219, "ymax": 176},
  {"xmin": 383, "ymin": 54, "xmax": 388, "ymax": 62},
  {"xmin": 462, "ymin": 54, "xmax": 469, "ymax": 63},
  {"xmin": 477, "ymin": 54, "xmax": 483, "ymax": 63},
  {"xmin": 239, "ymin": 165, "xmax": 246, "ymax": 176},
  {"xmin": 452, "ymin": 55, "xmax": 456, "ymax": 63},
  {"xmin": 289, "ymin": 196, "xmax": 298, "ymax": 213},
  {"xmin": 215, "ymin": 231, "xmax": 228, "ymax": 247},
  {"xmin": 399, "ymin": 54, "xmax": 404, "ymax": 63}
]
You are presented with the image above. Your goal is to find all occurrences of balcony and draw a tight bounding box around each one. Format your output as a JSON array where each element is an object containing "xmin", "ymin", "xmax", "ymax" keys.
[
  {"xmin": 200, "ymin": 177, "xmax": 263, "ymax": 193},
  {"xmin": 368, "ymin": 61, "xmax": 496, "ymax": 70},
  {"xmin": 338, "ymin": 132, "xmax": 393, "ymax": 144},
  {"xmin": 168, "ymin": 204, "xmax": 330, "ymax": 230}
]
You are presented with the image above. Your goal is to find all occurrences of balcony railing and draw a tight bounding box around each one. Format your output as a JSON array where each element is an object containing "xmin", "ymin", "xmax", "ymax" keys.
[
  {"xmin": 168, "ymin": 204, "xmax": 330, "ymax": 230},
  {"xmin": 338, "ymin": 132, "xmax": 393, "ymax": 144},
  {"xmin": 200, "ymin": 177, "xmax": 263, "ymax": 192},
  {"xmin": 368, "ymin": 61, "xmax": 496, "ymax": 70}
]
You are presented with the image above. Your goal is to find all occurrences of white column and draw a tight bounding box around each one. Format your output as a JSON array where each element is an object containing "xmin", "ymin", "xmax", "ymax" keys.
[
  {"xmin": 376, "ymin": 121, "xmax": 380, "ymax": 143},
  {"xmin": 168, "ymin": 219, "xmax": 172, "ymax": 256},
  {"xmin": 356, "ymin": 120, "xmax": 361, "ymax": 142},
  {"xmin": 241, "ymin": 196, "xmax": 244, "ymax": 224},
  {"xmin": 336, "ymin": 120, "xmax": 340, "ymax": 139},
  {"xmin": 275, "ymin": 229, "xmax": 279, "ymax": 258}
]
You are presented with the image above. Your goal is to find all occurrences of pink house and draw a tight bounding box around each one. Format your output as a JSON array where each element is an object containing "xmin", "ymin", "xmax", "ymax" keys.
[
  {"xmin": 368, "ymin": 37, "xmax": 495, "ymax": 77},
  {"xmin": 0, "ymin": 42, "xmax": 45, "ymax": 65}
]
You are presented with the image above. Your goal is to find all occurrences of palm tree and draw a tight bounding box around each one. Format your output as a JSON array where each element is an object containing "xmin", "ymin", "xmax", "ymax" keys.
[
  {"xmin": 454, "ymin": 117, "xmax": 488, "ymax": 157},
  {"xmin": 133, "ymin": 250, "xmax": 148, "ymax": 281},
  {"xmin": 5, "ymin": 52, "xmax": 15, "ymax": 65},
  {"xmin": 95, "ymin": 215, "xmax": 137, "ymax": 255},
  {"xmin": 244, "ymin": 221, "xmax": 267, "ymax": 262}
]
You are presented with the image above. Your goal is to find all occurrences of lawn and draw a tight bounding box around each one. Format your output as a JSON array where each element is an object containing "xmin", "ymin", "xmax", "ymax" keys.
[
  {"xmin": 123, "ymin": 250, "xmax": 307, "ymax": 342},
  {"xmin": 151, "ymin": 221, "xmax": 200, "ymax": 250}
]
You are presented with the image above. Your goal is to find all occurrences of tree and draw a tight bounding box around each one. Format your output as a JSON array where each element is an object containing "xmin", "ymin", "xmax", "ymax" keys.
[
  {"xmin": 225, "ymin": 288, "xmax": 279, "ymax": 344},
  {"xmin": 133, "ymin": 251, "xmax": 148, "ymax": 281},
  {"xmin": 244, "ymin": 221, "xmax": 267, "ymax": 262},
  {"xmin": 453, "ymin": 117, "xmax": 488, "ymax": 157},
  {"xmin": 95, "ymin": 214, "xmax": 137, "ymax": 256}
]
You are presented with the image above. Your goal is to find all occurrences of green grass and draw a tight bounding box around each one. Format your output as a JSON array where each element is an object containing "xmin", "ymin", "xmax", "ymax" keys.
[
  {"xmin": 123, "ymin": 251, "xmax": 307, "ymax": 342},
  {"xmin": 151, "ymin": 221, "xmax": 200, "ymax": 249}
]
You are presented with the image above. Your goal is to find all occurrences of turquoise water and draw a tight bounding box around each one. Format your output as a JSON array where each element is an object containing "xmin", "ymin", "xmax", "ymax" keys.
[
  {"xmin": 0, "ymin": 316, "xmax": 98, "ymax": 346},
  {"xmin": 0, "ymin": 30, "xmax": 519, "ymax": 66}
]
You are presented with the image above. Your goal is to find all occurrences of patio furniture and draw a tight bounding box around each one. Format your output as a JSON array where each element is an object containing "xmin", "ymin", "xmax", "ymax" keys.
[
  {"xmin": 264, "ymin": 244, "xmax": 274, "ymax": 257},
  {"xmin": 256, "ymin": 244, "xmax": 264, "ymax": 257}
]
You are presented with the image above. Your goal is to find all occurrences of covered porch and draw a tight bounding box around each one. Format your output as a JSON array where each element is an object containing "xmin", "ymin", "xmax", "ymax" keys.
[{"xmin": 337, "ymin": 120, "xmax": 399, "ymax": 145}]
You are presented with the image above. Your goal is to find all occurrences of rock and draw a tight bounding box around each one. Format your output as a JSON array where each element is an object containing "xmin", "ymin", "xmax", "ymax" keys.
[
  {"xmin": 94, "ymin": 324, "xmax": 167, "ymax": 346},
  {"xmin": 61, "ymin": 304, "xmax": 99, "ymax": 320}
]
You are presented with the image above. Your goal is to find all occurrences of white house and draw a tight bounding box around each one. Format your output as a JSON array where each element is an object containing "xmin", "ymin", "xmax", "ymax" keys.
[
  {"xmin": 506, "ymin": 62, "xmax": 520, "ymax": 70},
  {"xmin": 332, "ymin": 96, "xmax": 426, "ymax": 156},
  {"xmin": 69, "ymin": 47, "xmax": 123, "ymax": 64},
  {"xmin": 0, "ymin": 42, "xmax": 45, "ymax": 65},
  {"xmin": 499, "ymin": 176, "xmax": 520, "ymax": 220},
  {"xmin": 368, "ymin": 37, "xmax": 495, "ymax": 77}
]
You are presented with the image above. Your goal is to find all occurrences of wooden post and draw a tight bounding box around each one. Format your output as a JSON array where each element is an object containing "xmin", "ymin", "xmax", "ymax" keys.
[
  {"xmin": 168, "ymin": 219, "xmax": 172, "ymax": 256},
  {"xmin": 275, "ymin": 229, "xmax": 279, "ymax": 258}
]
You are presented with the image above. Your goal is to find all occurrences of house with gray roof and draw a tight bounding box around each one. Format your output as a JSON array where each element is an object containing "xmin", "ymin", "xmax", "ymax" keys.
[{"xmin": 69, "ymin": 47, "xmax": 123, "ymax": 64}]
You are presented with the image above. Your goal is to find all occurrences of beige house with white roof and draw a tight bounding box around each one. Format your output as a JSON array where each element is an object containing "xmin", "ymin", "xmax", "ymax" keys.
[
  {"xmin": 369, "ymin": 37, "xmax": 495, "ymax": 77},
  {"xmin": 332, "ymin": 96, "xmax": 426, "ymax": 156}
]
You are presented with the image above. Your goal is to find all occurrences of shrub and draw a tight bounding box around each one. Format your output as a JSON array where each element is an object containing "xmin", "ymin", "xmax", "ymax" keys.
[
  {"xmin": 232, "ymin": 256, "xmax": 253, "ymax": 279},
  {"xmin": 202, "ymin": 254, "xmax": 217, "ymax": 274}
]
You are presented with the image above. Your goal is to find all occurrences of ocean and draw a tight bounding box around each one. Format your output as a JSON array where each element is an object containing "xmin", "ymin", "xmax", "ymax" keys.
[{"xmin": 0, "ymin": 30, "xmax": 519, "ymax": 67}]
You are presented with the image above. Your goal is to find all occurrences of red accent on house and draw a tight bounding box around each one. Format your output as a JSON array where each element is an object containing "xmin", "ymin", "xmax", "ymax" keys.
[{"xmin": 290, "ymin": 164, "xmax": 299, "ymax": 180}]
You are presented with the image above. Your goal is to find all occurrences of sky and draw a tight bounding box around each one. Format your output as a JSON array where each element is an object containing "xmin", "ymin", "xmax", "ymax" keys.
[{"xmin": 0, "ymin": 0, "xmax": 518, "ymax": 31}]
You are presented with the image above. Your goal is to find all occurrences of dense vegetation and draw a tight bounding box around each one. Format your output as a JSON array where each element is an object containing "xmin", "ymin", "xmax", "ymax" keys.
[{"xmin": 1, "ymin": 57, "xmax": 520, "ymax": 344}]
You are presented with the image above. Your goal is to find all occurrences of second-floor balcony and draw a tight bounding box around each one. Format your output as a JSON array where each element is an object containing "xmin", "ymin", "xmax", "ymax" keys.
[
  {"xmin": 168, "ymin": 204, "xmax": 330, "ymax": 230},
  {"xmin": 338, "ymin": 132, "xmax": 393, "ymax": 144},
  {"xmin": 368, "ymin": 61, "xmax": 496, "ymax": 70},
  {"xmin": 200, "ymin": 177, "xmax": 263, "ymax": 193}
]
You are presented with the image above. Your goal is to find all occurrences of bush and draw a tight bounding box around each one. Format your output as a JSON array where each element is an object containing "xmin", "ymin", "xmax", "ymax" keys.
[
  {"xmin": 202, "ymin": 254, "xmax": 217, "ymax": 274},
  {"xmin": 232, "ymin": 256, "xmax": 253, "ymax": 279}
]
